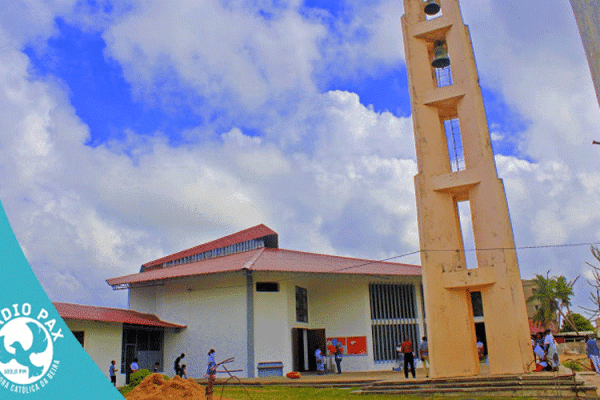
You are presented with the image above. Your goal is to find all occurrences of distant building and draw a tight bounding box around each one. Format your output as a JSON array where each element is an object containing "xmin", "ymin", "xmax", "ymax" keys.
[
  {"xmin": 521, "ymin": 279, "xmax": 557, "ymax": 334},
  {"xmin": 570, "ymin": 0, "xmax": 600, "ymax": 106},
  {"xmin": 97, "ymin": 224, "xmax": 424, "ymax": 379}
]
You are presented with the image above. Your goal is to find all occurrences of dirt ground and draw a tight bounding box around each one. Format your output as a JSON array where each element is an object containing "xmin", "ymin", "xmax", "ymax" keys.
[{"xmin": 124, "ymin": 373, "xmax": 236, "ymax": 400}]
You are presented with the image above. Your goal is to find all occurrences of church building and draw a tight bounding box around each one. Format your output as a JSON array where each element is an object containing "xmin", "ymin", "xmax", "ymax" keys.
[{"xmin": 71, "ymin": 224, "xmax": 425, "ymax": 381}]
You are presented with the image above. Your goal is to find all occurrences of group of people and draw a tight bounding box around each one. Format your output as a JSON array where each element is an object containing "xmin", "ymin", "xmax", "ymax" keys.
[
  {"xmin": 174, "ymin": 349, "xmax": 218, "ymax": 380},
  {"xmin": 314, "ymin": 341, "xmax": 345, "ymax": 374},
  {"xmin": 108, "ymin": 349, "xmax": 218, "ymax": 387},
  {"xmin": 396, "ymin": 336, "xmax": 429, "ymax": 379},
  {"xmin": 174, "ymin": 353, "xmax": 188, "ymax": 378},
  {"xmin": 531, "ymin": 329, "xmax": 560, "ymax": 371}
]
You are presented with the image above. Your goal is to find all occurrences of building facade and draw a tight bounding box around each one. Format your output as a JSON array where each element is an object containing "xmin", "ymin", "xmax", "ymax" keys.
[{"xmin": 106, "ymin": 224, "xmax": 425, "ymax": 378}]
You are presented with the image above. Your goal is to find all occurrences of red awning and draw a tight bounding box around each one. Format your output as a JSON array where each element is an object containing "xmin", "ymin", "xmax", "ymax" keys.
[{"xmin": 54, "ymin": 302, "xmax": 186, "ymax": 329}]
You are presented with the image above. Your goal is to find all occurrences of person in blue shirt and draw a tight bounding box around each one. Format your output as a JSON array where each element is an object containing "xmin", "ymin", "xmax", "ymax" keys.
[
  {"xmin": 109, "ymin": 360, "xmax": 118, "ymax": 386},
  {"xmin": 205, "ymin": 349, "xmax": 216, "ymax": 379},
  {"xmin": 130, "ymin": 358, "xmax": 139, "ymax": 374},
  {"xmin": 586, "ymin": 335, "xmax": 600, "ymax": 374},
  {"xmin": 205, "ymin": 349, "xmax": 217, "ymax": 399},
  {"xmin": 419, "ymin": 336, "xmax": 429, "ymax": 378}
]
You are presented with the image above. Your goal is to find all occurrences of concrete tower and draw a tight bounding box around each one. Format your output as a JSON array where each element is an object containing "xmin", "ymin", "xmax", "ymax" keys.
[{"xmin": 401, "ymin": 0, "xmax": 533, "ymax": 377}]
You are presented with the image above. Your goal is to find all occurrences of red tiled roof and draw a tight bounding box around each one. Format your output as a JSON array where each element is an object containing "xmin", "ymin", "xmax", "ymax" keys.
[
  {"xmin": 254, "ymin": 248, "xmax": 421, "ymax": 276},
  {"xmin": 142, "ymin": 224, "xmax": 277, "ymax": 269},
  {"xmin": 53, "ymin": 302, "xmax": 186, "ymax": 328},
  {"xmin": 108, "ymin": 248, "xmax": 264, "ymax": 287},
  {"xmin": 107, "ymin": 247, "xmax": 421, "ymax": 287}
]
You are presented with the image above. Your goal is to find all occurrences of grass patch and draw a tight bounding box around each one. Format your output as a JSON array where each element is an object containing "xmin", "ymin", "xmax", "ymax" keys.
[{"xmin": 212, "ymin": 385, "xmax": 538, "ymax": 400}]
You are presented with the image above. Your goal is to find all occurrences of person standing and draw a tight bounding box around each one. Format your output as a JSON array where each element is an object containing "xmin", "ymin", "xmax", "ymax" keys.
[
  {"xmin": 109, "ymin": 360, "xmax": 118, "ymax": 387},
  {"xmin": 130, "ymin": 358, "xmax": 139, "ymax": 374},
  {"xmin": 205, "ymin": 349, "xmax": 216, "ymax": 378},
  {"xmin": 181, "ymin": 364, "xmax": 188, "ymax": 379},
  {"xmin": 334, "ymin": 342, "xmax": 343, "ymax": 374},
  {"xmin": 315, "ymin": 348, "xmax": 324, "ymax": 374},
  {"xmin": 419, "ymin": 336, "xmax": 429, "ymax": 378},
  {"xmin": 401, "ymin": 337, "xmax": 416, "ymax": 379},
  {"xmin": 543, "ymin": 329, "xmax": 559, "ymax": 371},
  {"xmin": 174, "ymin": 353, "xmax": 185, "ymax": 377},
  {"xmin": 395, "ymin": 341, "xmax": 403, "ymax": 372},
  {"xmin": 586, "ymin": 335, "xmax": 600, "ymax": 374},
  {"xmin": 205, "ymin": 349, "xmax": 217, "ymax": 400},
  {"xmin": 476, "ymin": 338, "xmax": 485, "ymax": 361}
]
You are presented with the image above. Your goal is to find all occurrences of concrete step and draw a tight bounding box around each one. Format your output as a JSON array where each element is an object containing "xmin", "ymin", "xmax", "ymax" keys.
[{"xmin": 357, "ymin": 374, "xmax": 598, "ymax": 398}]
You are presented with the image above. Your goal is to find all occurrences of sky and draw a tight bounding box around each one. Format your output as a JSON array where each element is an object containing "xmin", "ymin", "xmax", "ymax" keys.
[{"xmin": 0, "ymin": 0, "xmax": 599, "ymax": 319}]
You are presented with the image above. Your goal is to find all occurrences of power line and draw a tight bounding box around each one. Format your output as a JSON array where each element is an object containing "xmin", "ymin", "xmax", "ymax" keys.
[{"xmin": 119, "ymin": 241, "xmax": 600, "ymax": 293}]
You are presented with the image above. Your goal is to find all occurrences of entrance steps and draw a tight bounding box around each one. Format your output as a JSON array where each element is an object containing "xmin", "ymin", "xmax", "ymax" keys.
[{"xmin": 353, "ymin": 373, "xmax": 598, "ymax": 398}]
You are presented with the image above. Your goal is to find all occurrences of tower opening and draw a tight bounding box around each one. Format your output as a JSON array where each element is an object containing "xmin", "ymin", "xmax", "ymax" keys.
[
  {"xmin": 457, "ymin": 200, "xmax": 477, "ymax": 269},
  {"xmin": 444, "ymin": 118, "xmax": 464, "ymax": 172}
]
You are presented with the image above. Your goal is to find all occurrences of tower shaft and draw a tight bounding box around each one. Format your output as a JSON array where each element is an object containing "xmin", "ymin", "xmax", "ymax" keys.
[{"xmin": 401, "ymin": 0, "xmax": 533, "ymax": 377}]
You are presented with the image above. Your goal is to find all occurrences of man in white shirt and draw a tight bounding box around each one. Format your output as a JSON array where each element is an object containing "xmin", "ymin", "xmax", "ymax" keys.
[{"xmin": 543, "ymin": 329, "xmax": 559, "ymax": 371}]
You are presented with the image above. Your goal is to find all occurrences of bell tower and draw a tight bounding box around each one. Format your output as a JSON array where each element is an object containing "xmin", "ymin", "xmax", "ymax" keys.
[{"xmin": 401, "ymin": 0, "xmax": 534, "ymax": 377}]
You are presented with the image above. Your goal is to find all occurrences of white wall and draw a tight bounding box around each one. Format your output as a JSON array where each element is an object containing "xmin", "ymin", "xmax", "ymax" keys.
[
  {"xmin": 64, "ymin": 319, "xmax": 125, "ymax": 387},
  {"xmin": 308, "ymin": 275, "xmax": 374, "ymax": 372},
  {"xmin": 252, "ymin": 274, "xmax": 290, "ymax": 376},
  {"xmin": 127, "ymin": 271, "xmax": 424, "ymax": 377},
  {"xmin": 130, "ymin": 272, "xmax": 249, "ymax": 379},
  {"xmin": 253, "ymin": 273, "xmax": 423, "ymax": 374},
  {"xmin": 128, "ymin": 285, "xmax": 157, "ymax": 314}
]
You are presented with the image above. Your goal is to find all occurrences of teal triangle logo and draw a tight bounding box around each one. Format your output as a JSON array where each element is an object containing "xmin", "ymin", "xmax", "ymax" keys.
[{"xmin": 0, "ymin": 200, "xmax": 122, "ymax": 399}]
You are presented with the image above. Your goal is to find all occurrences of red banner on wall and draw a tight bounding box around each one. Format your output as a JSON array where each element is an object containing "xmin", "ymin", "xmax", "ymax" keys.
[
  {"xmin": 326, "ymin": 336, "xmax": 367, "ymax": 355},
  {"xmin": 346, "ymin": 336, "xmax": 367, "ymax": 355}
]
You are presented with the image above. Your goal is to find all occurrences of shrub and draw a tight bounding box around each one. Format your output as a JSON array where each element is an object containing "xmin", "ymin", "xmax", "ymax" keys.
[
  {"xmin": 562, "ymin": 360, "xmax": 583, "ymax": 372},
  {"xmin": 129, "ymin": 369, "xmax": 152, "ymax": 387}
]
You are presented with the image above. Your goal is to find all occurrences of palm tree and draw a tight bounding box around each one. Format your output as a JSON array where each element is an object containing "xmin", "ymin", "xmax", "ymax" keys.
[
  {"xmin": 527, "ymin": 272, "xmax": 578, "ymax": 333},
  {"xmin": 555, "ymin": 275, "xmax": 578, "ymax": 333}
]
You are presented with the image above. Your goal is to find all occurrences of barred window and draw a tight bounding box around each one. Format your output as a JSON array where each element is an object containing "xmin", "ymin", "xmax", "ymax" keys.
[{"xmin": 369, "ymin": 283, "xmax": 420, "ymax": 363}]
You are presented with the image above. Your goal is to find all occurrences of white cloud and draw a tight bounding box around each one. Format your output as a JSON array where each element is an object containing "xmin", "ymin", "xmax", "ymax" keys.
[
  {"xmin": 1, "ymin": 0, "xmax": 600, "ymax": 315},
  {"xmin": 103, "ymin": 1, "xmax": 327, "ymax": 116}
]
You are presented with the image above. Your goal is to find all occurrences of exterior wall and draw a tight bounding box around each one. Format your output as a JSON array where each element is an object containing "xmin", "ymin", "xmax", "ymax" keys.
[
  {"xmin": 252, "ymin": 273, "xmax": 291, "ymax": 376},
  {"xmin": 63, "ymin": 319, "xmax": 124, "ymax": 387},
  {"xmin": 308, "ymin": 275, "xmax": 374, "ymax": 372},
  {"xmin": 128, "ymin": 285, "xmax": 157, "ymax": 314},
  {"xmin": 252, "ymin": 272, "xmax": 424, "ymax": 375},
  {"xmin": 127, "ymin": 271, "xmax": 424, "ymax": 378},
  {"xmin": 129, "ymin": 272, "xmax": 249, "ymax": 379}
]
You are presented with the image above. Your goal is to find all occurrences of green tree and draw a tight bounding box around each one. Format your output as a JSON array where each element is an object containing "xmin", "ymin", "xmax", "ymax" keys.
[
  {"xmin": 527, "ymin": 272, "xmax": 578, "ymax": 333},
  {"xmin": 560, "ymin": 312, "xmax": 594, "ymax": 332}
]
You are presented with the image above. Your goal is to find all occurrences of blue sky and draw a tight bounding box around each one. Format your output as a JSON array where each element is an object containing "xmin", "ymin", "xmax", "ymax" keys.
[
  {"xmin": 24, "ymin": 14, "xmax": 524, "ymax": 154},
  {"xmin": 0, "ymin": 0, "xmax": 599, "ymax": 316}
]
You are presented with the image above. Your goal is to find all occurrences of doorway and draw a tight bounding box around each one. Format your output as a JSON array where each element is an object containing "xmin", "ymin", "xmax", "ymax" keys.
[{"xmin": 292, "ymin": 328, "xmax": 325, "ymax": 372}]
